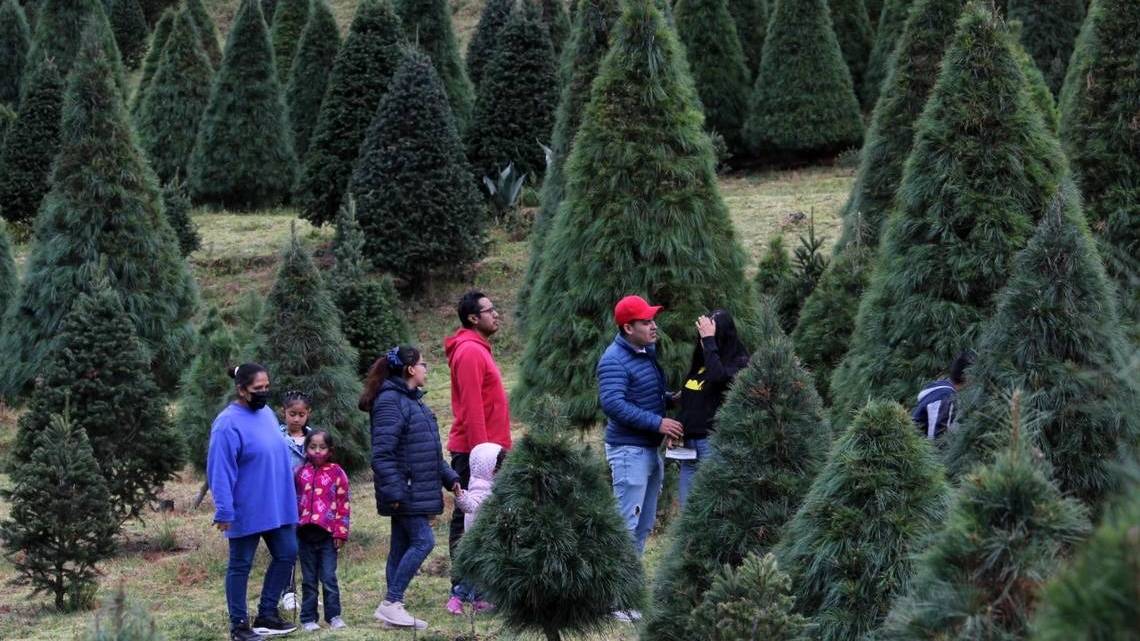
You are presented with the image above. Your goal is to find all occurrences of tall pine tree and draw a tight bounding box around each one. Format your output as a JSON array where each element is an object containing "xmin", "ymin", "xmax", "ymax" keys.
[
  {"xmin": 515, "ymin": 0, "xmax": 755, "ymax": 426},
  {"xmin": 189, "ymin": 0, "xmax": 296, "ymax": 210},
  {"xmin": 464, "ymin": 0, "xmax": 511, "ymax": 89},
  {"xmin": 1006, "ymin": 0, "xmax": 1084, "ymax": 96},
  {"xmin": 829, "ymin": 0, "xmax": 874, "ymax": 99},
  {"xmin": 467, "ymin": 3, "xmax": 558, "ymax": 183},
  {"xmin": 283, "ymin": 0, "xmax": 339, "ymax": 160},
  {"xmin": 249, "ymin": 229, "xmax": 367, "ymax": 474},
  {"xmin": 178, "ymin": 306, "xmax": 239, "ymax": 473},
  {"xmin": 109, "ymin": 0, "xmax": 148, "ymax": 69},
  {"xmin": 349, "ymin": 50, "xmax": 485, "ymax": 287},
  {"xmin": 184, "ymin": 0, "xmax": 220, "ymax": 64},
  {"xmin": 861, "ymin": 0, "xmax": 912, "ymax": 109},
  {"xmin": 538, "ymin": 0, "xmax": 570, "ymax": 55},
  {"xmin": 269, "ymin": 0, "xmax": 309, "ymax": 82},
  {"xmin": 396, "ymin": 0, "xmax": 474, "ymax": 132},
  {"xmin": 0, "ymin": 0, "xmax": 31, "ymax": 107},
  {"xmin": 295, "ymin": 0, "xmax": 403, "ymax": 226},
  {"xmin": 135, "ymin": 7, "xmax": 212, "ymax": 184},
  {"xmin": 744, "ymin": 0, "xmax": 864, "ymax": 161},
  {"xmin": 829, "ymin": 3, "xmax": 1068, "ymax": 425},
  {"xmin": 776, "ymin": 400, "xmax": 949, "ymax": 641},
  {"xmin": 0, "ymin": 30, "xmax": 198, "ymax": 398},
  {"xmin": 23, "ymin": 0, "xmax": 126, "ymax": 97},
  {"xmin": 727, "ymin": 0, "xmax": 767, "ymax": 77},
  {"xmin": 642, "ymin": 311, "xmax": 831, "ymax": 641},
  {"xmin": 131, "ymin": 6, "xmax": 173, "ymax": 113},
  {"xmin": 0, "ymin": 222, "xmax": 15, "ymax": 318},
  {"xmin": 675, "ymin": 0, "xmax": 752, "ymax": 152},
  {"xmin": 0, "ymin": 57, "xmax": 62, "ymax": 227}
]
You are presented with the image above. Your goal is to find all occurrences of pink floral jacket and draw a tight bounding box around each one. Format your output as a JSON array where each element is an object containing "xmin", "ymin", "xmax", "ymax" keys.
[{"xmin": 295, "ymin": 462, "xmax": 351, "ymax": 541}]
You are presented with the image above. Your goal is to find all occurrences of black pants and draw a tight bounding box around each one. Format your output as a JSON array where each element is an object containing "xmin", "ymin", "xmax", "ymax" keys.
[{"xmin": 448, "ymin": 452, "xmax": 471, "ymax": 588}]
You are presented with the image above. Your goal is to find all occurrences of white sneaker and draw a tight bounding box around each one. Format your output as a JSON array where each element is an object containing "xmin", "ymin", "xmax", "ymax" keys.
[
  {"xmin": 612, "ymin": 609, "xmax": 642, "ymax": 623},
  {"xmin": 374, "ymin": 600, "xmax": 425, "ymax": 629},
  {"xmin": 328, "ymin": 616, "xmax": 347, "ymax": 630},
  {"xmin": 281, "ymin": 592, "xmax": 298, "ymax": 611},
  {"xmin": 301, "ymin": 622, "xmax": 320, "ymax": 632}
]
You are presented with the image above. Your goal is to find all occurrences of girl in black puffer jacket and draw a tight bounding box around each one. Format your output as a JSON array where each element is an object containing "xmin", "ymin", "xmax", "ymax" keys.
[{"xmin": 360, "ymin": 345, "xmax": 461, "ymax": 630}]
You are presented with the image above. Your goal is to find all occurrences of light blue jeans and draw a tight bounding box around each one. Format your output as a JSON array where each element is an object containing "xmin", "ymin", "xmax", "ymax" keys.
[
  {"xmin": 677, "ymin": 437, "xmax": 713, "ymax": 509},
  {"xmin": 605, "ymin": 444, "xmax": 664, "ymax": 556}
]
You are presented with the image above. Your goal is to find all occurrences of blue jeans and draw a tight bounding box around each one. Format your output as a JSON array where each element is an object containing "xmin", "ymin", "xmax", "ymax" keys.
[
  {"xmin": 225, "ymin": 524, "xmax": 298, "ymax": 628},
  {"xmin": 386, "ymin": 515, "xmax": 435, "ymax": 604},
  {"xmin": 605, "ymin": 444, "xmax": 664, "ymax": 556},
  {"xmin": 298, "ymin": 536, "xmax": 341, "ymax": 623},
  {"xmin": 678, "ymin": 437, "xmax": 713, "ymax": 509}
]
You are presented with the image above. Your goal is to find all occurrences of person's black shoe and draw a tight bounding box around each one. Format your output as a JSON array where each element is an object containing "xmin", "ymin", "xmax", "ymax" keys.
[
  {"xmin": 251, "ymin": 614, "xmax": 297, "ymax": 636},
  {"xmin": 230, "ymin": 621, "xmax": 264, "ymax": 641}
]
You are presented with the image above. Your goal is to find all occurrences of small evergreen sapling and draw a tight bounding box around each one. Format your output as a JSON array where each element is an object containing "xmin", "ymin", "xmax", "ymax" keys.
[
  {"xmin": 396, "ymin": 0, "xmax": 474, "ymax": 132},
  {"xmin": 688, "ymin": 553, "xmax": 811, "ymax": 641},
  {"xmin": 1006, "ymin": 0, "xmax": 1085, "ymax": 96},
  {"xmin": 0, "ymin": 410, "xmax": 118, "ymax": 611},
  {"xmin": 162, "ymin": 177, "xmax": 200, "ymax": 257},
  {"xmin": 178, "ymin": 306, "xmax": 239, "ymax": 473},
  {"xmin": 828, "ymin": 0, "xmax": 874, "ymax": 99},
  {"xmin": 269, "ymin": 0, "xmax": 310, "ymax": 83},
  {"xmin": 0, "ymin": 57, "xmax": 62, "ymax": 227},
  {"xmin": 465, "ymin": 0, "xmax": 511, "ymax": 88},
  {"xmin": 861, "ymin": 0, "xmax": 912, "ymax": 109},
  {"xmin": 284, "ymin": 0, "xmax": 340, "ymax": 160},
  {"xmin": 674, "ymin": 0, "xmax": 752, "ymax": 152},
  {"xmin": 0, "ymin": 0, "xmax": 31, "ymax": 107},
  {"xmin": 109, "ymin": 0, "xmax": 149, "ymax": 69},
  {"xmin": 78, "ymin": 585, "xmax": 164, "ymax": 641}
]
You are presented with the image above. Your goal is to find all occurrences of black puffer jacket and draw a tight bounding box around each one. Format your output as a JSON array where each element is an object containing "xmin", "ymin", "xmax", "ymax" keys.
[{"xmin": 370, "ymin": 379, "xmax": 460, "ymax": 517}]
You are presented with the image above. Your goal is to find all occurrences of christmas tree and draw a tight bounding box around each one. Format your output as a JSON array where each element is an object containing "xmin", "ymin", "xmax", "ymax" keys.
[
  {"xmin": 396, "ymin": 0, "xmax": 474, "ymax": 132},
  {"xmin": 777, "ymin": 400, "xmax": 948, "ymax": 641},
  {"xmin": 0, "ymin": 57, "xmax": 62, "ymax": 227},
  {"xmin": 178, "ymin": 306, "xmax": 239, "ymax": 473},
  {"xmin": 135, "ymin": 6, "xmax": 213, "ymax": 184},
  {"xmin": 162, "ymin": 177, "xmax": 200, "ymax": 257},
  {"xmin": 538, "ymin": 0, "xmax": 570, "ymax": 55},
  {"xmin": 131, "ymin": 6, "xmax": 173, "ymax": 113},
  {"xmin": 189, "ymin": 0, "xmax": 296, "ymax": 210},
  {"xmin": 516, "ymin": 0, "xmax": 621, "ymax": 332},
  {"xmin": 269, "ymin": 0, "xmax": 309, "ymax": 82},
  {"xmin": 1006, "ymin": 0, "xmax": 1084, "ymax": 95},
  {"xmin": 0, "ymin": 29, "xmax": 198, "ymax": 398},
  {"xmin": 514, "ymin": 0, "xmax": 754, "ymax": 427},
  {"xmin": 1012, "ymin": 20, "xmax": 1060, "ymax": 132},
  {"xmin": 78, "ymin": 585, "xmax": 165, "ymax": 641},
  {"xmin": 453, "ymin": 397, "xmax": 644, "ymax": 641},
  {"xmin": 642, "ymin": 310, "xmax": 830, "ymax": 641},
  {"xmin": 0, "ymin": 0, "xmax": 30, "ymax": 107},
  {"xmin": 829, "ymin": 2, "xmax": 1067, "ymax": 425},
  {"xmin": 675, "ymin": 0, "xmax": 752, "ymax": 152},
  {"xmin": 467, "ymin": 2, "xmax": 558, "ymax": 182},
  {"xmin": 283, "ymin": 0, "xmax": 339, "ymax": 160},
  {"xmin": 744, "ymin": 0, "xmax": 864, "ymax": 161},
  {"xmin": 465, "ymin": 0, "xmax": 511, "ymax": 89},
  {"xmin": 0, "ymin": 222, "xmax": 14, "ymax": 319},
  {"xmin": 861, "ymin": 0, "xmax": 912, "ymax": 108},
  {"xmin": 829, "ymin": 0, "xmax": 874, "ymax": 99},
  {"xmin": 349, "ymin": 50, "xmax": 486, "ymax": 287},
  {"xmin": 727, "ymin": 0, "xmax": 767, "ymax": 77},
  {"xmin": 248, "ymin": 229, "xmax": 368, "ymax": 474},
  {"xmin": 109, "ymin": 0, "xmax": 148, "ymax": 69},
  {"xmin": 0, "ymin": 410, "xmax": 117, "ymax": 611},
  {"xmin": 184, "ymin": 0, "xmax": 221, "ymax": 65},
  {"xmin": 296, "ymin": 0, "xmax": 403, "ymax": 226},
  {"xmin": 24, "ymin": 0, "xmax": 126, "ymax": 96},
  {"xmin": 688, "ymin": 553, "xmax": 811, "ymax": 641}
]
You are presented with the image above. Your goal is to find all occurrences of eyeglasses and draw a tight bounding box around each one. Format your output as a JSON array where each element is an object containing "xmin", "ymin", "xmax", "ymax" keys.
[
  {"xmin": 415, "ymin": 362, "xmax": 429, "ymax": 372},
  {"xmin": 478, "ymin": 306, "xmax": 496, "ymax": 315}
]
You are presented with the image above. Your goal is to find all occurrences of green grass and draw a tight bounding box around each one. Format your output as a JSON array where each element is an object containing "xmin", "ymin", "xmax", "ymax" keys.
[{"xmin": 0, "ymin": 166, "xmax": 853, "ymax": 640}]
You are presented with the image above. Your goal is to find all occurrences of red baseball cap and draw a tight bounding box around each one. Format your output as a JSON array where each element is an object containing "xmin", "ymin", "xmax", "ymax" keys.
[{"xmin": 614, "ymin": 295, "xmax": 663, "ymax": 326}]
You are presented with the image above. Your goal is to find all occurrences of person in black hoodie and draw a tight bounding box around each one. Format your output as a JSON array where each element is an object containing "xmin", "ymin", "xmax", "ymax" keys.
[{"xmin": 672, "ymin": 309, "xmax": 750, "ymax": 508}]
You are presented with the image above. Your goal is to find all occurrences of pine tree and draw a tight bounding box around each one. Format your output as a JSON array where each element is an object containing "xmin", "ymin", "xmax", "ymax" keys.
[
  {"xmin": 1007, "ymin": 0, "xmax": 1084, "ymax": 96},
  {"xmin": 396, "ymin": 0, "xmax": 474, "ymax": 132},
  {"xmin": 0, "ymin": 222, "xmax": 15, "ymax": 318},
  {"xmin": 249, "ymin": 229, "xmax": 367, "ymax": 474},
  {"xmin": 0, "ymin": 102, "xmax": 13, "ymax": 145},
  {"xmin": 944, "ymin": 185, "xmax": 1139, "ymax": 512},
  {"xmin": 137, "ymin": 0, "xmax": 171, "ymax": 27},
  {"xmin": 329, "ymin": 198, "xmax": 409, "ymax": 374},
  {"xmin": 131, "ymin": 6, "xmax": 173, "ymax": 113},
  {"xmin": 349, "ymin": 50, "xmax": 486, "ymax": 287},
  {"xmin": 688, "ymin": 553, "xmax": 811, "ymax": 641},
  {"xmin": 829, "ymin": 3, "xmax": 1068, "ymax": 425},
  {"xmin": 793, "ymin": 0, "xmax": 965, "ymax": 402},
  {"xmin": 776, "ymin": 400, "xmax": 949, "ymax": 641},
  {"xmin": 866, "ymin": 0, "xmax": 882, "ymax": 22},
  {"xmin": 754, "ymin": 235, "xmax": 799, "ymax": 332},
  {"xmin": 13, "ymin": 278, "xmax": 186, "ymax": 523},
  {"xmin": 296, "ymin": 0, "xmax": 403, "ymax": 226},
  {"xmin": 109, "ymin": 0, "xmax": 148, "ymax": 69},
  {"xmin": 0, "ymin": 57, "xmax": 62, "ymax": 227},
  {"xmin": 514, "ymin": 0, "xmax": 755, "ymax": 426},
  {"xmin": 465, "ymin": 0, "xmax": 511, "ymax": 89},
  {"xmin": 675, "ymin": 0, "xmax": 752, "ymax": 151},
  {"xmin": 861, "ymin": 0, "xmax": 912, "ymax": 109},
  {"xmin": 538, "ymin": 0, "xmax": 570, "ymax": 56},
  {"xmin": 1014, "ymin": 23, "xmax": 1060, "ymax": 133},
  {"xmin": 23, "ymin": 0, "xmax": 125, "ymax": 97},
  {"xmin": 136, "ymin": 7, "xmax": 212, "ymax": 184},
  {"xmin": 744, "ymin": 0, "xmax": 864, "ymax": 161},
  {"xmin": 874, "ymin": 419, "xmax": 1090, "ymax": 640},
  {"xmin": 284, "ymin": 0, "xmax": 339, "ymax": 160},
  {"xmin": 0, "ymin": 410, "xmax": 117, "ymax": 611},
  {"xmin": 829, "ymin": 0, "xmax": 874, "ymax": 99},
  {"xmin": 269, "ymin": 0, "xmax": 309, "ymax": 83},
  {"xmin": 189, "ymin": 0, "xmax": 297, "ymax": 210},
  {"xmin": 467, "ymin": 3, "xmax": 558, "ymax": 183},
  {"xmin": 727, "ymin": 0, "xmax": 767, "ymax": 77},
  {"xmin": 78, "ymin": 585, "xmax": 164, "ymax": 641},
  {"xmin": 453, "ymin": 398, "xmax": 644, "ymax": 641},
  {"xmin": 178, "ymin": 306, "xmax": 239, "ymax": 473},
  {"xmin": 0, "ymin": 30, "xmax": 198, "ymax": 398},
  {"xmin": 162, "ymin": 177, "xmax": 200, "ymax": 257},
  {"xmin": 516, "ymin": 0, "xmax": 621, "ymax": 332},
  {"xmin": 642, "ymin": 312, "xmax": 831, "ymax": 641},
  {"xmin": 0, "ymin": 0, "xmax": 31, "ymax": 107},
  {"xmin": 184, "ymin": 0, "xmax": 221, "ymax": 65},
  {"xmin": 1059, "ymin": 0, "xmax": 1140, "ymax": 334}
]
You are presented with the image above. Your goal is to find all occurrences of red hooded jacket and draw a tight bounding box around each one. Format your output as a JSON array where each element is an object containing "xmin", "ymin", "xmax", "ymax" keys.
[{"xmin": 444, "ymin": 328, "xmax": 512, "ymax": 453}]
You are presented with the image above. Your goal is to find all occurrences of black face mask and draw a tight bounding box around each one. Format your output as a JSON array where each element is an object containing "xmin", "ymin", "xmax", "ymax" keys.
[{"xmin": 247, "ymin": 390, "xmax": 271, "ymax": 411}]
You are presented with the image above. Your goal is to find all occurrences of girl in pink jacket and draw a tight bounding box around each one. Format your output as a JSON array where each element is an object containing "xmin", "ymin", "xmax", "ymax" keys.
[
  {"xmin": 295, "ymin": 430, "xmax": 351, "ymax": 631},
  {"xmin": 446, "ymin": 442, "xmax": 506, "ymax": 615}
]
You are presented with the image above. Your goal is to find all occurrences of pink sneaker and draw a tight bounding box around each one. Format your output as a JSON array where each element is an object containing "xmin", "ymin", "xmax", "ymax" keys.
[
  {"xmin": 445, "ymin": 595, "xmax": 464, "ymax": 616},
  {"xmin": 473, "ymin": 600, "xmax": 495, "ymax": 613}
]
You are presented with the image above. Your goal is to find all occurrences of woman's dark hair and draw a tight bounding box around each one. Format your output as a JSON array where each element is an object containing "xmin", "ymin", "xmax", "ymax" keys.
[
  {"xmin": 949, "ymin": 350, "xmax": 975, "ymax": 385},
  {"xmin": 688, "ymin": 309, "xmax": 750, "ymax": 374},
  {"xmin": 228, "ymin": 363, "xmax": 267, "ymax": 389},
  {"xmin": 358, "ymin": 345, "xmax": 422, "ymax": 412},
  {"xmin": 457, "ymin": 290, "xmax": 486, "ymax": 329},
  {"xmin": 282, "ymin": 390, "xmax": 313, "ymax": 409},
  {"xmin": 304, "ymin": 430, "xmax": 335, "ymax": 461}
]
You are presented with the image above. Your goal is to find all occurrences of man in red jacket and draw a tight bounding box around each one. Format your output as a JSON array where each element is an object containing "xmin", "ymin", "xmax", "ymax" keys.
[{"xmin": 443, "ymin": 290, "xmax": 512, "ymax": 613}]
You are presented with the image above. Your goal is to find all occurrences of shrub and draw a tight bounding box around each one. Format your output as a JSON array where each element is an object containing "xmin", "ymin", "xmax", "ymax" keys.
[{"xmin": 162, "ymin": 177, "xmax": 200, "ymax": 257}]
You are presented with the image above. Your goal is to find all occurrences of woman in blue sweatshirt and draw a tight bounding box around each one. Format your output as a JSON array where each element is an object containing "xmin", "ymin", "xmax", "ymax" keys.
[{"xmin": 207, "ymin": 363, "xmax": 299, "ymax": 640}]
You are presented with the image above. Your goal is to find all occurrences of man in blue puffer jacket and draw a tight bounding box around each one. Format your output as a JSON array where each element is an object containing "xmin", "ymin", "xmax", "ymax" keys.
[{"xmin": 597, "ymin": 295, "xmax": 684, "ymax": 568}]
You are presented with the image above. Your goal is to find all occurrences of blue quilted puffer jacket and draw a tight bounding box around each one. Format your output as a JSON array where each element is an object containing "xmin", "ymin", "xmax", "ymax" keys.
[{"xmin": 597, "ymin": 334, "xmax": 668, "ymax": 448}]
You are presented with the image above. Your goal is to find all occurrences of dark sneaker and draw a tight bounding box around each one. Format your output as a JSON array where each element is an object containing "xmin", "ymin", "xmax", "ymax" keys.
[
  {"xmin": 251, "ymin": 614, "xmax": 297, "ymax": 636},
  {"xmin": 230, "ymin": 621, "xmax": 264, "ymax": 641}
]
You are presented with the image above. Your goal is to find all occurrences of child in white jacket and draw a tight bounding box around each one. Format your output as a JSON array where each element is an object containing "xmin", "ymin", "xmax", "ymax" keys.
[{"xmin": 446, "ymin": 442, "xmax": 506, "ymax": 615}]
